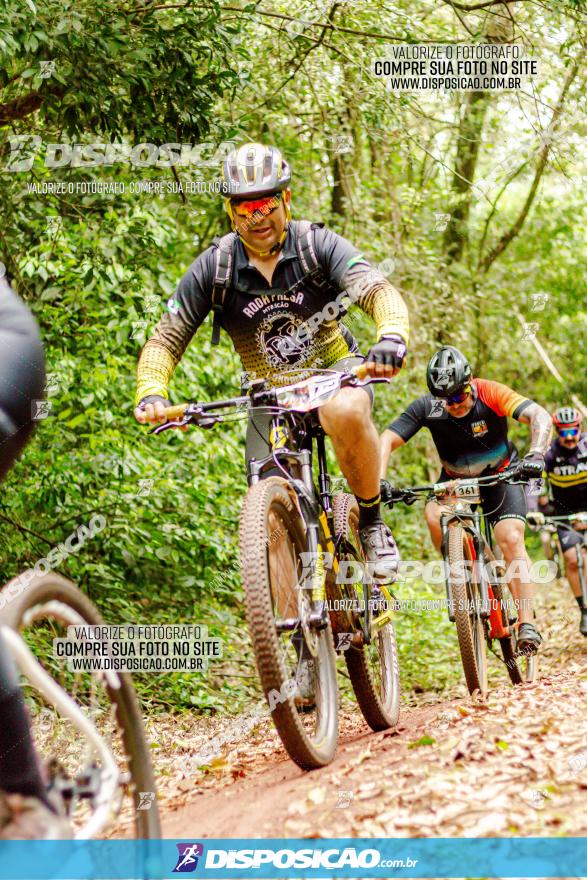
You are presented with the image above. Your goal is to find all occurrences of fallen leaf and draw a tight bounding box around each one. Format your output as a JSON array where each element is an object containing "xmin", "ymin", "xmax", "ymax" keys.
[
  {"xmin": 307, "ymin": 787, "xmax": 326, "ymax": 806},
  {"xmin": 408, "ymin": 735, "xmax": 436, "ymax": 749},
  {"xmin": 208, "ymin": 756, "xmax": 232, "ymax": 773}
]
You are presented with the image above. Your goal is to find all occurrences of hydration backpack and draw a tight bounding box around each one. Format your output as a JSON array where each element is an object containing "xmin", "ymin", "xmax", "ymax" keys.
[{"xmin": 210, "ymin": 221, "xmax": 334, "ymax": 344}]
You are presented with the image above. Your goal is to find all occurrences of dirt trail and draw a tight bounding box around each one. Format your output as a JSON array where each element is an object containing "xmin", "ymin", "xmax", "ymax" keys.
[{"xmin": 156, "ymin": 594, "xmax": 587, "ymax": 839}]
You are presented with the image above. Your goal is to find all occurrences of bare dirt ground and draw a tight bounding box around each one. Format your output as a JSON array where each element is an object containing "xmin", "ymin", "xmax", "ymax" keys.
[{"xmin": 150, "ymin": 591, "xmax": 587, "ymax": 839}]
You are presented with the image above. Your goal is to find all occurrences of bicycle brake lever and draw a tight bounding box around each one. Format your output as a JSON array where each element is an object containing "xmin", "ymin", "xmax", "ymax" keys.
[
  {"xmin": 197, "ymin": 416, "xmax": 221, "ymax": 429},
  {"xmin": 148, "ymin": 418, "xmax": 190, "ymax": 435}
]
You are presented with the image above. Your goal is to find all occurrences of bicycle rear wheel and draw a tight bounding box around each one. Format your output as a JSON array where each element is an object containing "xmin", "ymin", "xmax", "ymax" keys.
[
  {"xmin": 333, "ymin": 494, "xmax": 400, "ymax": 731},
  {"xmin": 448, "ymin": 525, "xmax": 488, "ymax": 697},
  {"xmin": 0, "ymin": 573, "xmax": 160, "ymax": 839},
  {"xmin": 239, "ymin": 477, "xmax": 338, "ymax": 769},
  {"xmin": 492, "ymin": 581, "xmax": 538, "ymax": 685}
]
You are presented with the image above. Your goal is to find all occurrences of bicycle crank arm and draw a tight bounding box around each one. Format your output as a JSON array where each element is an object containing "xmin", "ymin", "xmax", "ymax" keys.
[{"xmin": 372, "ymin": 608, "xmax": 395, "ymax": 631}]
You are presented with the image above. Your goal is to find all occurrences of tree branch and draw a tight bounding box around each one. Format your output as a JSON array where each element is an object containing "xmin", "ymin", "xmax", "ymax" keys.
[
  {"xmin": 479, "ymin": 48, "xmax": 585, "ymax": 273},
  {"xmin": 475, "ymin": 159, "xmax": 529, "ymax": 262},
  {"xmin": 443, "ymin": 0, "xmax": 525, "ymax": 10},
  {"xmin": 132, "ymin": 2, "xmax": 458, "ymax": 42},
  {"xmin": 0, "ymin": 91, "xmax": 45, "ymax": 126},
  {"xmin": 0, "ymin": 511, "xmax": 54, "ymax": 547},
  {"xmin": 0, "ymin": 85, "xmax": 65, "ymax": 126}
]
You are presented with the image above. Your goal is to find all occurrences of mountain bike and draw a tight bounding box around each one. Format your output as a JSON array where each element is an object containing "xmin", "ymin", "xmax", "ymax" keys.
[
  {"xmin": 0, "ymin": 573, "xmax": 160, "ymax": 839},
  {"xmin": 535, "ymin": 512, "xmax": 587, "ymax": 606},
  {"xmin": 382, "ymin": 468, "xmax": 538, "ymax": 697},
  {"xmin": 152, "ymin": 368, "xmax": 401, "ymax": 769}
]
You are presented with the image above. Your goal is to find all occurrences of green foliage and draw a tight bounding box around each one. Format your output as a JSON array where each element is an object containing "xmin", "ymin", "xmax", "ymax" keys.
[{"xmin": 0, "ymin": 0, "xmax": 240, "ymax": 140}]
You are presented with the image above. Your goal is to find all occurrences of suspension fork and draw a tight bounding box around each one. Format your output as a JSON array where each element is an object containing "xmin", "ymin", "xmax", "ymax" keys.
[
  {"xmin": 440, "ymin": 515, "xmax": 455, "ymax": 622},
  {"xmin": 470, "ymin": 527, "xmax": 493, "ymax": 619},
  {"xmin": 288, "ymin": 447, "xmax": 336, "ymax": 624},
  {"xmin": 315, "ymin": 431, "xmax": 332, "ymax": 517},
  {"xmin": 441, "ymin": 515, "xmax": 491, "ymax": 621}
]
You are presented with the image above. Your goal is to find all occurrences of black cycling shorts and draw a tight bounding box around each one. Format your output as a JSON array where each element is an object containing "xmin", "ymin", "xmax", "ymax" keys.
[
  {"xmin": 428, "ymin": 468, "xmax": 527, "ymax": 527},
  {"xmin": 557, "ymin": 524, "xmax": 585, "ymax": 552},
  {"xmin": 245, "ymin": 356, "xmax": 374, "ymax": 466}
]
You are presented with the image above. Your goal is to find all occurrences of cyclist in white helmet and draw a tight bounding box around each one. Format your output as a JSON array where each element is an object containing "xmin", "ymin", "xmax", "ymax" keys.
[{"xmin": 527, "ymin": 406, "xmax": 587, "ymax": 635}]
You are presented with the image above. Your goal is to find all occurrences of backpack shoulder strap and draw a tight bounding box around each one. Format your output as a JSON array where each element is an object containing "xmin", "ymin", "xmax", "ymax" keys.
[
  {"xmin": 210, "ymin": 232, "xmax": 236, "ymax": 345},
  {"xmin": 295, "ymin": 220, "xmax": 321, "ymax": 275},
  {"xmin": 295, "ymin": 220, "xmax": 335, "ymax": 294}
]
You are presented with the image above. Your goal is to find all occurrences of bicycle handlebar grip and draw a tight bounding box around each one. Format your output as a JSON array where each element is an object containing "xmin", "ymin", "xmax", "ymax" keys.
[
  {"xmin": 353, "ymin": 363, "xmax": 368, "ymax": 380},
  {"xmin": 164, "ymin": 403, "xmax": 188, "ymax": 419}
]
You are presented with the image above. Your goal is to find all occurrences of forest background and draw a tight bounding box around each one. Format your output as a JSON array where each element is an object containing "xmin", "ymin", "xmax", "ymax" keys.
[{"xmin": 0, "ymin": 0, "xmax": 585, "ymax": 713}]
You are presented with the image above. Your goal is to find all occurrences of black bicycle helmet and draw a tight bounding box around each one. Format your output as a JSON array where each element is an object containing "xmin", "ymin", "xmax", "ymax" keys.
[
  {"xmin": 221, "ymin": 143, "xmax": 291, "ymax": 199},
  {"xmin": 426, "ymin": 346, "xmax": 472, "ymax": 398}
]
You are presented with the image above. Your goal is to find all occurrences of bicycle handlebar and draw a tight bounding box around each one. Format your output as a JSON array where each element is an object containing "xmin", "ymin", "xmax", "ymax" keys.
[
  {"xmin": 543, "ymin": 512, "xmax": 587, "ymax": 522},
  {"xmin": 382, "ymin": 466, "xmax": 528, "ymax": 508},
  {"xmin": 147, "ymin": 367, "xmax": 384, "ymax": 435},
  {"xmin": 541, "ymin": 512, "xmax": 587, "ymax": 531}
]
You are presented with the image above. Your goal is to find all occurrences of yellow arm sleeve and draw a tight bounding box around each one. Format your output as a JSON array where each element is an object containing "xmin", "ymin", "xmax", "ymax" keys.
[
  {"xmin": 341, "ymin": 262, "xmax": 410, "ymax": 345},
  {"xmin": 134, "ymin": 308, "xmax": 197, "ymax": 407},
  {"xmin": 356, "ymin": 280, "xmax": 410, "ymax": 345},
  {"xmin": 135, "ymin": 340, "xmax": 178, "ymax": 407}
]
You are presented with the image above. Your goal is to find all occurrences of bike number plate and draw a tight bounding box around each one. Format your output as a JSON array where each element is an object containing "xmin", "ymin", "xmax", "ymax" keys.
[{"xmin": 454, "ymin": 481, "xmax": 481, "ymax": 502}]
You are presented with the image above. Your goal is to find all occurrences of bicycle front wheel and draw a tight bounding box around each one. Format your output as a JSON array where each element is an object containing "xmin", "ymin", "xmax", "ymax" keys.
[
  {"xmin": 0, "ymin": 573, "xmax": 160, "ymax": 839},
  {"xmin": 448, "ymin": 525, "xmax": 488, "ymax": 697},
  {"xmin": 239, "ymin": 477, "xmax": 338, "ymax": 769}
]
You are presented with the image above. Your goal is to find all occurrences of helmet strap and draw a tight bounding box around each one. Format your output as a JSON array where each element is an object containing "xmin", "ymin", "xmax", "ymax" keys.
[
  {"xmin": 224, "ymin": 198, "xmax": 235, "ymax": 228},
  {"xmin": 237, "ymin": 222, "xmax": 289, "ymax": 258}
]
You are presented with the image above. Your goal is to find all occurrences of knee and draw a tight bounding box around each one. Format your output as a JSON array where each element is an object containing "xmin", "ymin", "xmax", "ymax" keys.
[
  {"xmin": 565, "ymin": 553, "xmax": 579, "ymax": 573},
  {"xmin": 320, "ymin": 388, "xmax": 371, "ymax": 435},
  {"xmin": 497, "ymin": 526, "xmax": 525, "ymax": 559}
]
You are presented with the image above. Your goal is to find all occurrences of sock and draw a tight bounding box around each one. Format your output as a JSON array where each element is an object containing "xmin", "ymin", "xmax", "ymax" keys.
[
  {"xmin": 356, "ymin": 493, "xmax": 381, "ymax": 528},
  {"xmin": 576, "ymin": 595, "xmax": 584, "ymax": 610},
  {"xmin": 0, "ymin": 692, "xmax": 54, "ymax": 808}
]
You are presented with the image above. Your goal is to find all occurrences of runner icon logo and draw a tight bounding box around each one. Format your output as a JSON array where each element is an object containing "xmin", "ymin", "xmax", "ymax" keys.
[{"xmin": 173, "ymin": 843, "xmax": 205, "ymax": 873}]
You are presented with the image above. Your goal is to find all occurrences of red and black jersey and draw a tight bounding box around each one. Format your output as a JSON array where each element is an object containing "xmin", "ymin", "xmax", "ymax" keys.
[{"xmin": 388, "ymin": 378, "xmax": 532, "ymax": 478}]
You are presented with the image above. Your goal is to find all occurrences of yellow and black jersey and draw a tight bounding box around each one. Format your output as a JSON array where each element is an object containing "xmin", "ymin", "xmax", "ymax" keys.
[
  {"xmin": 544, "ymin": 433, "xmax": 587, "ymax": 514},
  {"xmin": 135, "ymin": 221, "xmax": 409, "ymax": 404}
]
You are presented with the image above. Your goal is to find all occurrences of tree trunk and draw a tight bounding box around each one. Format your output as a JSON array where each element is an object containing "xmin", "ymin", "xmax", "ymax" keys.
[{"xmin": 443, "ymin": 90, "xmax": 490, "ymax": 262}]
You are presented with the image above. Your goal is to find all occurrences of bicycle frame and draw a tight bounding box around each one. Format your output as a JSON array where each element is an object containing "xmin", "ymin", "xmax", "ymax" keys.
[{"xmin": 384, "ymin": 468, "xmax": 526, "ymax": 639}]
